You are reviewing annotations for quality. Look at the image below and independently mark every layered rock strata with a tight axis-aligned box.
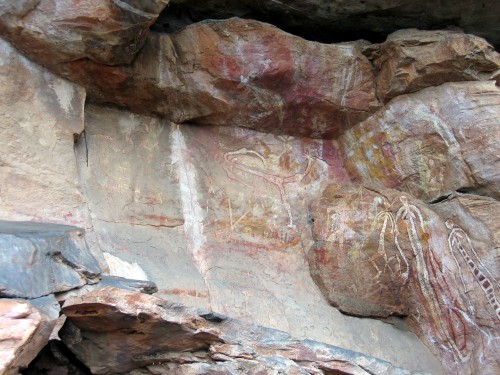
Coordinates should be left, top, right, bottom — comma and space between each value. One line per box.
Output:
59, 287, 424, 375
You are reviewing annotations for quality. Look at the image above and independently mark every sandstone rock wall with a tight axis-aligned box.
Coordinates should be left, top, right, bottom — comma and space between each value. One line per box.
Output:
0, 2, 499, 375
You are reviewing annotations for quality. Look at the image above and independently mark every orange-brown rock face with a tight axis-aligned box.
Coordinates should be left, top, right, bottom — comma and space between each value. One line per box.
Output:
340, 81, 500, 202
0, 298, 58, 375
58, 19, 380, 137
365, 29, 500, 102
0, 4, 381, 137
0, 0, 168, 65
309, 185, 500, 375
0, 2, 499, 375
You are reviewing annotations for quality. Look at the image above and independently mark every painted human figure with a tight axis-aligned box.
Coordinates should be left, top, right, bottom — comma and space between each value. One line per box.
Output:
395, 196, 470, 362
370, 198, 408, 281
446, 219, 500, 321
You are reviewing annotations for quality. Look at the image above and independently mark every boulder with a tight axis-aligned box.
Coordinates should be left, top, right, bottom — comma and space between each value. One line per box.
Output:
1, 6, 381, 138
0, 0, 168, 66
0, 220, 101, 298
364, 29, 500, 102
340, 81, 500, 202
308, 184, 500, 375
0, 295, 59, 375
61, 18, 379, 137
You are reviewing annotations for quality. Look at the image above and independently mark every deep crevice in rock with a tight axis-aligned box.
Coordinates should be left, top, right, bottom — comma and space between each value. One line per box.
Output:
151, 1, 500, 49
22, 340, 92, 375
429, 193, 452, 204
150, 2, 390, 45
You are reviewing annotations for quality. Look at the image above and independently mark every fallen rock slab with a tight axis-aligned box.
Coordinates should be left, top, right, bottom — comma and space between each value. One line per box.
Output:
60, 287, 424, 375
56, 275, 158, 304
0, 221, 101, 299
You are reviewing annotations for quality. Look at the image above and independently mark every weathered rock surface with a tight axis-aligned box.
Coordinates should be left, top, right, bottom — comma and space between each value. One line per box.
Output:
76, 105, 208, 309
364, 29, 500, 102
0, 0, 168, 66
63, 18, 378, 137
340, 81, 500, 202
0, 296, 59, 375
56, 276, 158, 304
60, 287, 424, 375
0, 36, 90, 227
0, 2, 499, 375
452, 193, 500, 251
75, 104, 442, 374
0, 2, 381, 137
309, 185, 500, 375
0, 220, 100, 298
164, 0, 500, 49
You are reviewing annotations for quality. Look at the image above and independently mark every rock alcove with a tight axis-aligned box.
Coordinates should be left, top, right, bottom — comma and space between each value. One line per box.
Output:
0, 1, 499, 375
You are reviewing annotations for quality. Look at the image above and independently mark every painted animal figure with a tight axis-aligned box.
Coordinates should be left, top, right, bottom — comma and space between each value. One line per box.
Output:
446, 219, 500, 321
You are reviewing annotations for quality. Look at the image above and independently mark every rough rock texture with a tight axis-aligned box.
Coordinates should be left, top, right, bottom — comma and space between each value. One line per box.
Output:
0, 0, 168, 66
64, 19, 378, 138
0, 2, 499, 375
0, 36, 90, 227
309, 185, 499, 374
164, 0, 500, 49
364, 29, 500, 102
0, 220, 101, 298
0, 3, 381, 137
60, 288, 423, 375
340, 81, 500, 202
75, 104, 442, 374
452, 193, 500, 251
0, 296, 59, 375
56, 276, 158, 304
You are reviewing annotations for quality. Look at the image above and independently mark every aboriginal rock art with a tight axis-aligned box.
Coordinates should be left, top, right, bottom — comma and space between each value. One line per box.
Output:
223, 143, 316, 228
446, 219, 500, 321
325, 205, 356, 258
369, 197, 405, 281
395, 196, 471, 362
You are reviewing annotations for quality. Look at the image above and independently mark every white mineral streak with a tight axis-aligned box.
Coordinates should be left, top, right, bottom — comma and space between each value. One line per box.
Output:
103, 252, 149, 281
50, 78, 74, 114
170, 124, 208, 276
